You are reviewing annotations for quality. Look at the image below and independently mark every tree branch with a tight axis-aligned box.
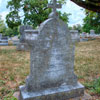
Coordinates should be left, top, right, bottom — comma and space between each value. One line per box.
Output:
70, 0, 100, 13
88, 0, 100, 3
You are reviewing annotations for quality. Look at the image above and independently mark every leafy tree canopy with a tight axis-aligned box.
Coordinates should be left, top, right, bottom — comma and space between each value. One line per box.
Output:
4, 27, 19, 37
6, 0, 70, 29
0, 15, 6, 34
83, 11, 100, 34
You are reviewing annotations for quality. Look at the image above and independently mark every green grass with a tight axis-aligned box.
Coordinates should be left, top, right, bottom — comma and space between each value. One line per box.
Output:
0, 46, 30, 99
0, 39, 100, 99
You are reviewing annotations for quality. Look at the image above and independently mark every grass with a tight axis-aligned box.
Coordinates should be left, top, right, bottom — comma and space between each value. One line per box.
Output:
0, 39, 100, 99
0, 45, 30, 99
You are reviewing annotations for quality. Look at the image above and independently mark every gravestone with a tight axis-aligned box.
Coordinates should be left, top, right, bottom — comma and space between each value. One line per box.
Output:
70, 30, 80, 42
90, 30, 96, 38
12, 36, 19, 45
0, 33, 2, 39
81, 32, 87, 38
17, 25, 33, 51
80, 32, 88, 42
0, 36, 8, 46
19, 0, 84, 100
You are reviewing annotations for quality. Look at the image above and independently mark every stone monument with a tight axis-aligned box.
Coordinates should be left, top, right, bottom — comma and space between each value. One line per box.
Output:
12, 36, 19, 45
19, 0, 84, 100
0, 33, 2, 39
0, 36, 8, 46
70, 30, 80, 42
80, 32, 88, 42
90, 29, 96, 38
17, 25, 33, 51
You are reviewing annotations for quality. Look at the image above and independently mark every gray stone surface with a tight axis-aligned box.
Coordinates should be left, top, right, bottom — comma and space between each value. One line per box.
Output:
19, 0, 84, 100
81, 32, 87, 38
24, 19, 78, 91
19, 83, 84, 100
70, 30, 80, 42
80, 32, 88, 42
17, 25, 33, 51
0, 33, 2, 39
12, 36, 19, 45
0, 36, 8, 46
90, 30, 96, 38
20, 25, 33, 43
14, 92, 92, 100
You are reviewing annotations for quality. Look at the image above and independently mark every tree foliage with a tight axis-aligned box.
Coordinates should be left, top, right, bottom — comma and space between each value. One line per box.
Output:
0, 15, 6, 34
72, 24, 82, 33
83, 11, 100, 34
6, 0, 69, 29
4, 27, 19, 37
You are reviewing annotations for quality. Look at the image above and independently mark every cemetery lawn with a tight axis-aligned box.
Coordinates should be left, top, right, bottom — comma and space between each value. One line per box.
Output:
0, 39, 100, 99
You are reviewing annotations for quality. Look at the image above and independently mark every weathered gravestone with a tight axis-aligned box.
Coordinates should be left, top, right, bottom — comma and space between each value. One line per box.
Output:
12, 36, 20, 45
19, 0, 84, 100
0, 36, 8, 46
80, 32, 88, 42
17, 25, 33, 51
0, 33, 2, 39
90, 30, 96, 38
70, 30, 80, 42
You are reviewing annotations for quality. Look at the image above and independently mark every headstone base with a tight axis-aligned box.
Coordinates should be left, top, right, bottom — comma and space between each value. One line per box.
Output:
80, 38, 88, 42
16, 43, 30, 51
19, 82, 84, 100
0, 43, 8, 46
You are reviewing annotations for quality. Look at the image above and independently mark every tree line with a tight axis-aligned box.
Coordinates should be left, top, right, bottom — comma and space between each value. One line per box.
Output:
0, 0, 100, 37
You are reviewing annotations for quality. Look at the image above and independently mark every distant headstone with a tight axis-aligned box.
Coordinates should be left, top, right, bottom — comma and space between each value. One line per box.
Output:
80, 32, 88, 42
12, 36, 19, 45
90, 30, 96, 38
86, 33, 89, 38
81, 32, 87, 38
70, 30, 80, 42
19, 0, 84, 100
0, 36, 8, 46
17, 25, 33, 51
0, 33, 2, 39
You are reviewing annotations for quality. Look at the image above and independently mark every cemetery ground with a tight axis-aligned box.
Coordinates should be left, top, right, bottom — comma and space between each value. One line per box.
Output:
0, 39, 100, 100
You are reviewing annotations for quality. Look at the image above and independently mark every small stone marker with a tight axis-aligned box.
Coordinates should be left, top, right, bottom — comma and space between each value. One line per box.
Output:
90, 29, 96, 38
80, 32, 88, 42
0, 36, 8, 46
17, 25, 33, 51
19, 0, 84, 100
12, 36, 19, 45
70, 30, 80, 42
0, 33, 2, 39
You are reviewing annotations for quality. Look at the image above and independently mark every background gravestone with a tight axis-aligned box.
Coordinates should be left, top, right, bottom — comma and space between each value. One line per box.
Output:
16, 25, 33, 51
0, 35, 8, 46
70, 30, 80, 42
19, 0, 84, 100
80, 32, 88, 42
12, 36, 19, 45
90, 30, 96, 38
0, 33, 2, 39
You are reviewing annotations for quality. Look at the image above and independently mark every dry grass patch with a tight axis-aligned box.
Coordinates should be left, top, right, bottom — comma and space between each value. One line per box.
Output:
0, 46, 30, 99
0, 39, 100, 99
75, 39, 100, 82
